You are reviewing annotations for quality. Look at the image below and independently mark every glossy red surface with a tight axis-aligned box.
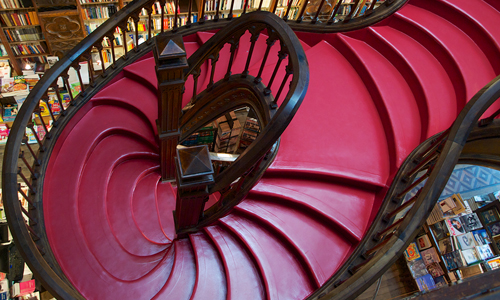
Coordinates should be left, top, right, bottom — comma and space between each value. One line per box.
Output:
43, 0, 500, 298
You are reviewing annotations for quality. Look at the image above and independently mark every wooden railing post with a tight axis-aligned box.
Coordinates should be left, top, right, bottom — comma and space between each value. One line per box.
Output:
154, 34, 189, 181
174, 145, 215, 234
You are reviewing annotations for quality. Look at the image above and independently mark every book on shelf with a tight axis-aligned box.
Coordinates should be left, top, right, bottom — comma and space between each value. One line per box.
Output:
426, 262, 444, 278
460, 264, 483, 279
434, 275, 448, 288
421, 247, 441, 266
475, 244, 495, 260
480, 207, 500, 224
427, 203, 445, 225
456, 232, 476, 250
460, 213, 483, 232
438, 237, 454, 255
417, 234, 432, 251
461, 248, 480, 265
473, 229, 491, 245
431, 221, 449, 240
443, 250, 464, 271
407, 259, 428, 278
486, 257, 500, 270
404, 242, 421, 261
445, 217, 466, 236
0, 11, 38, 27
415, 274, 437, 292
439, 196, 456, 213
10, 279, 35, 297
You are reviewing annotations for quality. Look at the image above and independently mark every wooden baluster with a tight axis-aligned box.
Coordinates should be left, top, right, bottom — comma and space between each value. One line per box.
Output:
192, 67, 201, 100
26, 121, 45, 152
243, 29, 261, 77
364, 232, 395, 256
283, 0, 293, 20
200, 0, 206, 23
22, 135, 40, 165
160, 0, 166, 32
119, 24, 128, 57
51, 82, 66, 116
148, 7, 152, 41
26, 224, 40, 240
396, 168, 431, 199
265, 47, 287, 95
312, 0, 327, 23
376, 218, 404, 240
18, 183, 35, 208
40, 91, 56, 127
19, 151, 38, 179
107, 32, 117, 65
271, 0, 278, 13
405, 151, 438, 180
208, 52, 220, 88
343, 0, 361, 22
258, 0, 264, 10
384, 190, 420, 220
18, 167, 36, 194
327, 0, 343, 24
273, 64, 292, 107
243, 0, 248, 13
133, 16, 140, 48
225, 39, 239, 79
364, 0, 377, 15
255, 34, 278, 83
187, 0, 193, 25
21, 206, 37, 225
215, 0, 220, 20
174, 0, 179, 29
228, 0, 235, 19
95, 42, 107, 76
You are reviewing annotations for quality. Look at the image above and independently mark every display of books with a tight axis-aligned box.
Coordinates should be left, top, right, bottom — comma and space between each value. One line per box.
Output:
421, 248, 441, 265
473, 229, 491, 245
481, 208, 500, 224
439, 196, 456, 213
426, 262, 444, 278
417, 234, 432, 250
433, 275, 448, 288
404, 242, 421, 261
443, 251, 464, 270
460, 213, 483, 232
407, 259, 428, 278
431, 221, 449, 240
457, 233, 476, 250
446, 217, 467, 236
476, 245, 495, 260
487, 221, 500, 237
438, 238, 454, 255
461, 248, 480, 265
415, 274, 437, 292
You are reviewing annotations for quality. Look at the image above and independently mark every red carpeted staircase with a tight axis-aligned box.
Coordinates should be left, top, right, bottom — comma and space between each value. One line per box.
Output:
41, 0, 500, 298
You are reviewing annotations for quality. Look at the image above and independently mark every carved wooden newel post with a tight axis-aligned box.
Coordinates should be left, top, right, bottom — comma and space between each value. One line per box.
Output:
154, 34, 188, 181
174, 145, 215, 234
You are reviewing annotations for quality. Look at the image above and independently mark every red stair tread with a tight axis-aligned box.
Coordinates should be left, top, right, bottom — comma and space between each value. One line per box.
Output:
156, 182, 177, 240
270, 40, 390, 186
204, 226, 265, 300
251, 177, 374, 236
336, 34, 421, 168
368, 26, 458, 138
132, 173, 172, 244
153, 240, 196, 300
189, 233, 227, 300
220, 214, 315, 300
236, 198, 354, 286
106, 159, 170, 255
397, 4, 495, 102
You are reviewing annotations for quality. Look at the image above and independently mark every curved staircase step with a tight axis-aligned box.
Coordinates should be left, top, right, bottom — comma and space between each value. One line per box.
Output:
270, 40, 390, 186
189, 232, 227, 300
204, 225, 265, 300
219, 214, 315, 300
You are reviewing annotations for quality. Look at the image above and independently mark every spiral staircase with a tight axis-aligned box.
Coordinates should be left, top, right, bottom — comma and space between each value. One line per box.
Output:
4, 0, 500, 299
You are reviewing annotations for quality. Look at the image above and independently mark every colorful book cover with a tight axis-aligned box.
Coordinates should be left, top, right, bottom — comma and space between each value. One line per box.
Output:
473, 229, 491, 245
457, 233, 476, 250
407, 259, 428, 279
421, 248, 441, 266
60, 92, 71, 109
0, 77, 14, 93
445, 217, 466, 236
443, 250, 463, 271
460, 213, 483, 232
70, 82, 81, 98
426, 262, 444, 278
487, 257, 500, 270
461, 248, 480, 265
415, 274, 437, 292
0, 124, 8, 145
417, 234, 432, 251
0, 279, 9, 300
404, 242, 421, 262
475, 245, 495, 260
